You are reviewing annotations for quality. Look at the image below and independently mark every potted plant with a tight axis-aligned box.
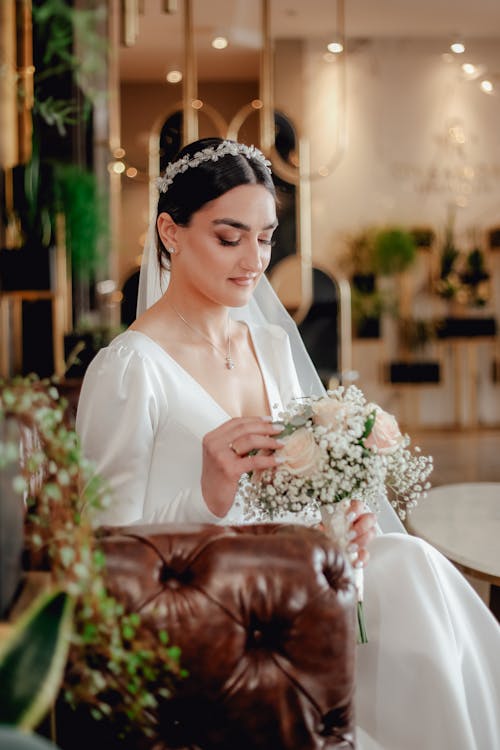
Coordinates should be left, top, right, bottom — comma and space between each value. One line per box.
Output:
0, 377, 184, 745
344, 229, 388, 338
372, 227, 417, 276
346, 227, 417, 339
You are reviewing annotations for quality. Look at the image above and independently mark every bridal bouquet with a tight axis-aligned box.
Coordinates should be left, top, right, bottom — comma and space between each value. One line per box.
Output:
241, 385, 434, 642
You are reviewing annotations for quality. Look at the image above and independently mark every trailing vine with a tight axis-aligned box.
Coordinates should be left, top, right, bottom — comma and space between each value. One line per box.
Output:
0, 375, 184, 741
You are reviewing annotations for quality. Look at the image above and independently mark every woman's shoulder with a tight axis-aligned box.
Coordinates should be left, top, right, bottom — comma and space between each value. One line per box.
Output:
96, 329, 170, 363
83, 330, 172, 386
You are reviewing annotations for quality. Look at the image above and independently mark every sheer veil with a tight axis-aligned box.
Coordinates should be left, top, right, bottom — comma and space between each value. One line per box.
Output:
137, 209, 325, 397
137, 203, 405, 534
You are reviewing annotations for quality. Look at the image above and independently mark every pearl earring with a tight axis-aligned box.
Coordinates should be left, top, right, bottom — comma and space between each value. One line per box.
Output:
168, 246, 176, 254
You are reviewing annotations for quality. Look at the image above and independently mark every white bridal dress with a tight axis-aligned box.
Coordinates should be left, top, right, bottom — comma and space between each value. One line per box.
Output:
77, 322, 500, 750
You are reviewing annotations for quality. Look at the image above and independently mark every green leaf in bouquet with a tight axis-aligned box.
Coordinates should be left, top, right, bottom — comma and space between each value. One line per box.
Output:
361, 410, 377, 441
0, 589, 73, 729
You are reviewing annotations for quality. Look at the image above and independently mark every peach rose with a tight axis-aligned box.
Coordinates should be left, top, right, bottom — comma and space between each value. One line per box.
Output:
364, 409, 404, 454
312, 398, 346, 429
279, 427, 322, 476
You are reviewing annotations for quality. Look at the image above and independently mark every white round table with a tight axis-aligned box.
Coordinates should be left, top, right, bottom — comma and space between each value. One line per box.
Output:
407, 482, 500, 602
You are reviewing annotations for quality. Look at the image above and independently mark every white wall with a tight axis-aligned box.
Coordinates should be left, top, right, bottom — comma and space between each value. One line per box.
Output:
277, 37, 500, 426
296, 38, 500, 261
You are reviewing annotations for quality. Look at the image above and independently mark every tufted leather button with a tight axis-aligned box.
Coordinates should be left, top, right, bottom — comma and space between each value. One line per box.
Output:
159, 563, 192, 586
253, 628, 263, 644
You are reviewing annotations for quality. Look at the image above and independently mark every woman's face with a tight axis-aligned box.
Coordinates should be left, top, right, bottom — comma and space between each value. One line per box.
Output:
159, 183, 277, 307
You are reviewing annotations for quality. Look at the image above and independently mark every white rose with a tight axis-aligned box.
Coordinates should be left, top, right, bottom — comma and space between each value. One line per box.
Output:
364, 409, 404, 454
280, 427, 322, 476
312, 397, 346, 429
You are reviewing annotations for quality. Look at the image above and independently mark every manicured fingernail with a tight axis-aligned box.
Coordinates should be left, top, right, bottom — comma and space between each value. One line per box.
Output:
275, 439, 286, 446
347, 542, 358, 553
347, 529, 357, 541
262, 416, 274, 422
275, 455, 287, 464
272, 423, 285, 432
346, 512, 357, 524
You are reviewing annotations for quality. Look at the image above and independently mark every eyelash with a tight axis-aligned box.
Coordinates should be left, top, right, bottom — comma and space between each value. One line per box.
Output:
218, 238, 275, 248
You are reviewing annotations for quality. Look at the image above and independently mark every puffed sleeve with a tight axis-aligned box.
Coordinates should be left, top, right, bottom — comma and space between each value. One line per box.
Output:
76, 342, 161, 526
76, 339, 225, 527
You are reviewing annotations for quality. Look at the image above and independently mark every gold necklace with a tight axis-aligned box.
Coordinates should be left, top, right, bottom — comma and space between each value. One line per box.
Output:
170, 304, 235, 370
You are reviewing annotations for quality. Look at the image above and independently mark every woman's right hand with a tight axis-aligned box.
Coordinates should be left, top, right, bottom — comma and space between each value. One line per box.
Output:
201, 417, 284, 517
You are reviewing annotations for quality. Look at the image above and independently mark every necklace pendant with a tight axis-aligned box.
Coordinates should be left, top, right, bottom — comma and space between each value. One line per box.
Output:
225, 357, 235, 370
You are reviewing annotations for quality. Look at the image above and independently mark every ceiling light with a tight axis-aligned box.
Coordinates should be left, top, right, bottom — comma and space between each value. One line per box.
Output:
450, 41, 465, 54
480, 79, 494, 94
212, 36, 228, 50
460, 62, 486, 81
327, 40, 343, 54
166, 69, 182, 83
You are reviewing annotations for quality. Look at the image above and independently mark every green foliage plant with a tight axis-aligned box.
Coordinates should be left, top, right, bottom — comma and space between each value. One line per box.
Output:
436, 231, 491, 308
18, 0, 109, 281
0, 376, 184, 741
373, 228, 417, 276
54, 164, 107, 278
31, 0, 107, 136
0, 590, 73, 730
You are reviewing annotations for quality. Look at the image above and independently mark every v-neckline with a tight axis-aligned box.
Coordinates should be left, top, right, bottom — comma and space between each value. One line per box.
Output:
123, 325, 281, 421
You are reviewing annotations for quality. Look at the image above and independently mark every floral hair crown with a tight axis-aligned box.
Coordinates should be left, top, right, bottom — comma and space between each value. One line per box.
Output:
156, 140, 272, 194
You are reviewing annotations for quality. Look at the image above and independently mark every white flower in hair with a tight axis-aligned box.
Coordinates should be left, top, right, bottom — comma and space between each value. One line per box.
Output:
156, 141, 272, 194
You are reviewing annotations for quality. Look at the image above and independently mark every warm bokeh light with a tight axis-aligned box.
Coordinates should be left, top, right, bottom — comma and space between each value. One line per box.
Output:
327, 41, 343, 54
112, 161, 126, 174
113, 147, 125, 158
191, 99, 203, 109
126, 167, 138, 178
110, 290, 124, 304
96, 279, 116, 295
166, 69, 182, 83
450, 42, 465, 54
251, 99, 263, 109
211, 36, 228, 50
462, 63, 476, 76
480, 79, 494, 94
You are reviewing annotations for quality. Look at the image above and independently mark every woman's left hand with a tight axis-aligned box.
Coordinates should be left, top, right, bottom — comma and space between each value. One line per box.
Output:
346, 499, 377, 567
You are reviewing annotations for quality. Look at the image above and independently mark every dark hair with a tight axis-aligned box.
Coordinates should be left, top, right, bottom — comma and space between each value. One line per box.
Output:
156, 137, 275, 268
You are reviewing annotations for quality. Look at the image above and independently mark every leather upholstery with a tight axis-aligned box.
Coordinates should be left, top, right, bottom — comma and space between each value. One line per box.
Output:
95, 523, 357, 750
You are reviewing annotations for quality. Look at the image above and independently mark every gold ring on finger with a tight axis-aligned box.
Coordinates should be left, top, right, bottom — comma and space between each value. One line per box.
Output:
228, 441, 240, 456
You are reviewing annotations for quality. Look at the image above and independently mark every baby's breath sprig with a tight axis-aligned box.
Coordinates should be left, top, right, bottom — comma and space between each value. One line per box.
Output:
242, 385, 433, 523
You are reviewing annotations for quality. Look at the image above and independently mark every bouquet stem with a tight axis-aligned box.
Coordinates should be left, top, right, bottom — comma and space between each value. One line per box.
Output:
357, 602, 368, 644
320, 502, 368, 644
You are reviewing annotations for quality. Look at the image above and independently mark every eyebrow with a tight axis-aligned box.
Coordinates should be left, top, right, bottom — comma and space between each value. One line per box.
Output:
212, 218, 278, 232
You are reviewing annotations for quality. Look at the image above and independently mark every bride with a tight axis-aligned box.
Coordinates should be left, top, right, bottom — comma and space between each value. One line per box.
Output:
76, 137, 500, 750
